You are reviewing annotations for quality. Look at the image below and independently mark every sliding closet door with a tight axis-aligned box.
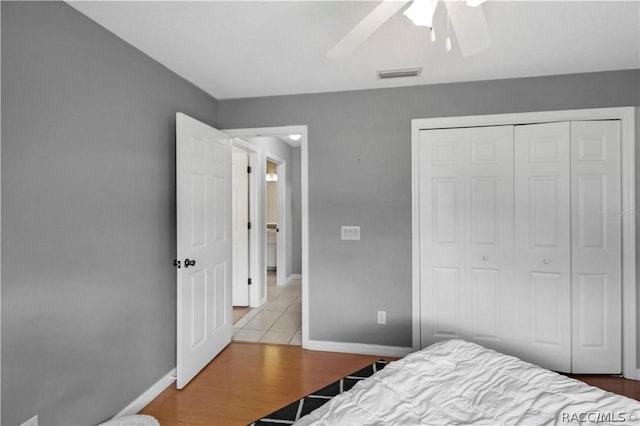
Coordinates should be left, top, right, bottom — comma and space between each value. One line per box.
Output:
419, 126, 514, 351
514, 122, 571, 372
571, 120, 621, 374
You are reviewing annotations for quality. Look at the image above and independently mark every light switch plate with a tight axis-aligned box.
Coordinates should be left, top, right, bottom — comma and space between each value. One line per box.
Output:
341, 226, 361, 240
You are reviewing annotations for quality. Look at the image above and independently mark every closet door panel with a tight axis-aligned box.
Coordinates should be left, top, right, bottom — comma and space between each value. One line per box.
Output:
514, 122, 571, 372
419, 128, 467, 345
465, 126, 515, 354
571, 120, 622, 374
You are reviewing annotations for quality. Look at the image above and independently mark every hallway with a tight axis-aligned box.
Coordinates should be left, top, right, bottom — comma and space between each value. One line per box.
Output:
232, 272, 302, 345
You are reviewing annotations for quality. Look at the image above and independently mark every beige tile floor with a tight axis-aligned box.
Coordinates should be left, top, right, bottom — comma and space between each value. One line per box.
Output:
232, 272, 302, 345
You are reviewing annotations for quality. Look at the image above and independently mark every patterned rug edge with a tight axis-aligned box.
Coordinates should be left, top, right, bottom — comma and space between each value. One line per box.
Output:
248, 359, 389, 425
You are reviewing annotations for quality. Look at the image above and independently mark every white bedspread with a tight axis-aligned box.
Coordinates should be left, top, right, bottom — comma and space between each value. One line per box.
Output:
295, 340, 640, 425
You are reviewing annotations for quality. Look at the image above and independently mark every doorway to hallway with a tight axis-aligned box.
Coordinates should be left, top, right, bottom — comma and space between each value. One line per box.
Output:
232, 272, 302, 345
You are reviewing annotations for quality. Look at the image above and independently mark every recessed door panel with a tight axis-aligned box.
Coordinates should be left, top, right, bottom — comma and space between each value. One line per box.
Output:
530, 272, 562, 345
577, 175, 606, 249
529, 177, 559, 248
471, 140, 498, 164
190, 269, 207, 349
472, 268, 500, 339
212, 261, 227, 330
471, 178, 497, 245
577, 274, 606, 348
213, 176, 226, 243
433, 178, 460, 244
433, 267, 460, 337
432, 142, 459, 166
190, 174, 207, 248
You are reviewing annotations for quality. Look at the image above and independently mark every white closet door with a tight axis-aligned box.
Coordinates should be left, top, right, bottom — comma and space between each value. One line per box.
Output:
514, 122, 571, 372
419, 128, 467, 345
571, 120, 621, 374
419, 126, 514, 350
464, 126, 515, 354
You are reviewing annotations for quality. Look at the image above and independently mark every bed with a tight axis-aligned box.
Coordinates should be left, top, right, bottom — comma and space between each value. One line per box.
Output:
295, 339, 640, 425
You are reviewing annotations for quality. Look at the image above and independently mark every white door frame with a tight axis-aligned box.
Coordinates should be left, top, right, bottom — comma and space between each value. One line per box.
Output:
224, 125, 309, 346
231, 138, 261, 307
266, 153, 287, 287
411, 106, 637, 379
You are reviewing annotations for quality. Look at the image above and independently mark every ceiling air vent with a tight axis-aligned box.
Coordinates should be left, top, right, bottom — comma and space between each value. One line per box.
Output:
377, 67, 422, 80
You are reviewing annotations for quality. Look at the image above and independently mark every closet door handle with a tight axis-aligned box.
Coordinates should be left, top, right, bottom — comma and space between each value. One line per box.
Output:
482, 256, 488, 261
184, 258, 196, 268
543, 258, 550, 265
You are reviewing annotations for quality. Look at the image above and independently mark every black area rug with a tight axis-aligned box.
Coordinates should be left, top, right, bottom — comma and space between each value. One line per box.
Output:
249, 359, 389, 425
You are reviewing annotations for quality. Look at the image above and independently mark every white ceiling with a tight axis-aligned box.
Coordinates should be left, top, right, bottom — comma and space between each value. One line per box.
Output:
68, 1, 640, 100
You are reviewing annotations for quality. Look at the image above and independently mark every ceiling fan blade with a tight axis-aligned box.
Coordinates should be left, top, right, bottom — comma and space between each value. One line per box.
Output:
327, 1, 410, 58
444, 1, 491, 57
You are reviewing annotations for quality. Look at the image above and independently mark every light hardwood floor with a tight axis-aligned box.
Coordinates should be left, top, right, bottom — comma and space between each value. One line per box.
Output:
140, 342, 640, 425
140, 342, 391, 425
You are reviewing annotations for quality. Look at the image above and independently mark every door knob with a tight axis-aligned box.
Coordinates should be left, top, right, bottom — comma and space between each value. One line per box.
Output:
184, 258, 196, 268
173, 259, 181, 269
482, 256, 488, 261
543, 258, 551, 265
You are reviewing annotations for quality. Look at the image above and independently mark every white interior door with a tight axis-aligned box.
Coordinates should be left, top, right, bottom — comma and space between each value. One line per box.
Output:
464, 126, 515, 355
514, 122, 571, 372
570, 120, 621, 373
419, 127, 466, 346
419, 126, 514, 352
232, 147, 250, 306
176, 113, 232, 389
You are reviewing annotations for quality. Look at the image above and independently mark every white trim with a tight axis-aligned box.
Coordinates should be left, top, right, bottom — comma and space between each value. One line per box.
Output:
231, 138, 261, 308
113, 368, 176, 419
411, 120, 421, 353
411, 107, 637, 379
620, 107, 637, 380
288, 274, 302, 282
305, 340, 413, 358
224, 125, 309, 347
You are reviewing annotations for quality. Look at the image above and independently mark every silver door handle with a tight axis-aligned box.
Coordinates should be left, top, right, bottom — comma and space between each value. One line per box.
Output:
482, 256, 488, 261
543, 258, 550, 265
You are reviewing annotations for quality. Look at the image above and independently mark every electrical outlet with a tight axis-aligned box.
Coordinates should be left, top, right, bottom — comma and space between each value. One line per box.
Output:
377, 310, 386, 325
20, 415, 38, 426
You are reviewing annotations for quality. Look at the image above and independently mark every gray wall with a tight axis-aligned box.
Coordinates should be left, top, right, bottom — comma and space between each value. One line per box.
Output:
1, 2, 218, 425
219, 70, 640, 348
290, 147, 302, 275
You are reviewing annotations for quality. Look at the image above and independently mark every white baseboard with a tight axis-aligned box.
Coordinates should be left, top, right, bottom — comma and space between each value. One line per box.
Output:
113, 368, 176, 418
304, 339, 413, 358
287, 274, 302, 283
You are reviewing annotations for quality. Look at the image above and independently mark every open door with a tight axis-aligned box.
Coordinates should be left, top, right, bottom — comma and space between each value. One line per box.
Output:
176, 113, 232, 389
232, 147, 250, 306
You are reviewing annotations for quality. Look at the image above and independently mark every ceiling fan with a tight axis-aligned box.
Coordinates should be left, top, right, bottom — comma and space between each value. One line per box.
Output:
327, 0, 491, 58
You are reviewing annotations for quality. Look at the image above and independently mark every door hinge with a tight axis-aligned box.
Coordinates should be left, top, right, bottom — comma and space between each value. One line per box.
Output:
248, 222, 252, 230
247, 166, 252, 174
248, 278, 252, 285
